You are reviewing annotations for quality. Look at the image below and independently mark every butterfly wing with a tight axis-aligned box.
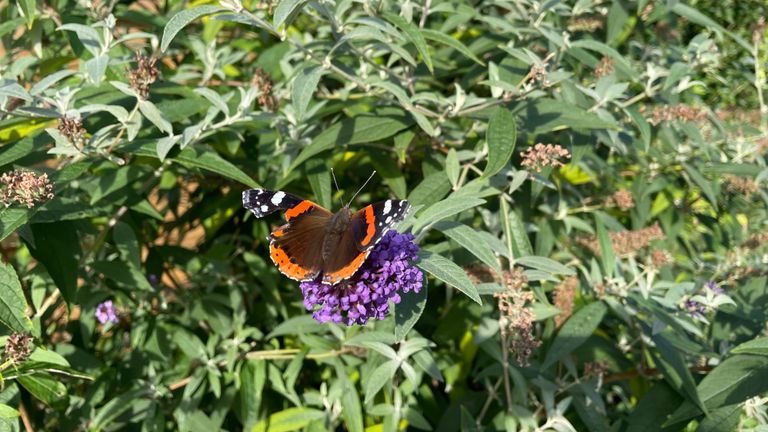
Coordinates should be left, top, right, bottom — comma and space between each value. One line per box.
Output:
350, 199, 411, 250
320, 199, 410, 285
243, 189, 322, 221
243, 189, 333, 281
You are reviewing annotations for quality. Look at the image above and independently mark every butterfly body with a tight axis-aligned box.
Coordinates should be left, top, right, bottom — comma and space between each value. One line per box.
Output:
243, 189, 410, 285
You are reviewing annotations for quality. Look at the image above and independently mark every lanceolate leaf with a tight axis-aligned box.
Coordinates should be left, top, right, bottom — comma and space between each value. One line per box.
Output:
542, 302, 607, 369
483, 107, 517, 178
161, 5, 225, 52
288, 109, 413, 173
0, 262, 32, 333
417, 251, 481, 304
382, 12, 434, 73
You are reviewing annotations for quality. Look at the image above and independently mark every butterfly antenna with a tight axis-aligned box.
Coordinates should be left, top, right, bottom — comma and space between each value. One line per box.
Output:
348, 171, 377, 205
331, 168, 346, 207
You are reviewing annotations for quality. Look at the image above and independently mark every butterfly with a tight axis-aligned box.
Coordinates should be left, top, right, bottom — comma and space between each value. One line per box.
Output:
242, 185, 410, 285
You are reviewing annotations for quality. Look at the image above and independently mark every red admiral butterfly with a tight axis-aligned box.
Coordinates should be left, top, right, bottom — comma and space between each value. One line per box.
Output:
242, 184, 410, 285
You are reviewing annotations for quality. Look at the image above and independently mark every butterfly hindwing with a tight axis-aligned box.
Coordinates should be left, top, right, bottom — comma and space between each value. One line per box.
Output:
244, 189, 333, 281
351, 199, 410, 251
269, 206, 332, 281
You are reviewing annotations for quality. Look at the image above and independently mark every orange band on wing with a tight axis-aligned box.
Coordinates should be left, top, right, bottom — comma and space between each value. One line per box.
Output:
360, 205, 376, 246
271, 227, 286, 238
270, 243, 311, 281
284, 201, 314, 220
323, 251, 370, 284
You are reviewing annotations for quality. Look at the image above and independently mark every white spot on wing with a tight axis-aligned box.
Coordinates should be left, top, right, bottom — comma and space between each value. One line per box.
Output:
383, 200, 392, 215
385, 216, 392, 224
261, 205, 269, 212
271, 191, 285, 205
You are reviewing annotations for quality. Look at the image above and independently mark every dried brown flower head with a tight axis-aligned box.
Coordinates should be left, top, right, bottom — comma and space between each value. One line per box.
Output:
4, 332, 33, 364
594, 56, 614, 79
252, 67, 277, 112
57, 116, 86, 147
743, 232, 768, 250
579, 223, 665, 257
520, 143, 571, 173
724, 175, 759, 198
584, 360, 609, 378
553, 276, 578, 327
650, 249, 672, 268
606, 189, 634, 211
0, 170, 54, 208
567, 17, 604, 32
754, 17, 766, 47
494, 268, 541, 366
128, 53, 159, 99
640, 3, 654, 20
649, 104, 706, 125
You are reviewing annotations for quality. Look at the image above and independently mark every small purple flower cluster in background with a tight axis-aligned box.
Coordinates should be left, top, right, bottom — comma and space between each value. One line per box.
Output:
300, 231, 423, 326
95, 300, 119, 325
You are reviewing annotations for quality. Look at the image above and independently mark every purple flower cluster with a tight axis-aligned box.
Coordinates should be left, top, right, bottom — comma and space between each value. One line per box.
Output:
300, 231, 423, 326
95, 300, 119, 325
683, 298, 706, 319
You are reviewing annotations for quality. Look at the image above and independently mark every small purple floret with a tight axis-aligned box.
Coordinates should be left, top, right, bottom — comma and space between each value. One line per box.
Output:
684, 298, 706, 319
706, 280, 724, 295
95, 300, 119, 324
300, 231, 423, 326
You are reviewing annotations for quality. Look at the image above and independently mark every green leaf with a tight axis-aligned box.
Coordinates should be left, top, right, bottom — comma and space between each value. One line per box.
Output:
240, 360, 267, 430
274, 0, 309, 29
666, 354, 768, 424
0, 207, 33, 242
292, 66, 326, 121
138, 100, 173, 134
288, 109, 412, 173
408, 171, 451, 207
542, 302, 607, 369
19, 0, 37, 28
504, 209, 533, 259
364, 360, 399, 404
0, 404, 19, 419
626, 382, 683, 432
695, 405, 741, 432
266, 315, 326, 339
652, 332, 708, 416
252, 407, 325, 432
28, 222, 80, 304
335, 364, 363, 432
411, 195, 485, 233
0, 18, 24, 38
17, 374, 66, 407
671, 3, 751, 52
382, 12, 433, 73
483, 107, 517, 178
90, 387, 152, 430
683, 163, 717, 207
394, 279, 427, 342
91, 261, 153, 291
0, 133, 37, 167
0, 262, 32, 333
420, 29, 485, 66
445, 148, 460, 188
731, 337, 768, 356
518, 99, 619, 134
417, 251, 481, 304
515, 256, 575, 276
305, 158, 332, 209
173, 146, 259, 188
435, 221, 500, 273
595, 214, 615, 278
161, 5, 225, 52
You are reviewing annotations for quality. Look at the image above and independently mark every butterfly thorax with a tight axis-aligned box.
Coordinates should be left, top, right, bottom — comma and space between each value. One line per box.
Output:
322, 207, 352, 262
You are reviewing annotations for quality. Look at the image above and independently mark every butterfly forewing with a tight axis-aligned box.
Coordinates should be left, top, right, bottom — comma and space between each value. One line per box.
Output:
350, 199, 410, 251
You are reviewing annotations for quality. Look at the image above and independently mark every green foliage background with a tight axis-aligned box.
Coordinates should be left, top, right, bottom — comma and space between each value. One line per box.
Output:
0, 0, 767, 430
